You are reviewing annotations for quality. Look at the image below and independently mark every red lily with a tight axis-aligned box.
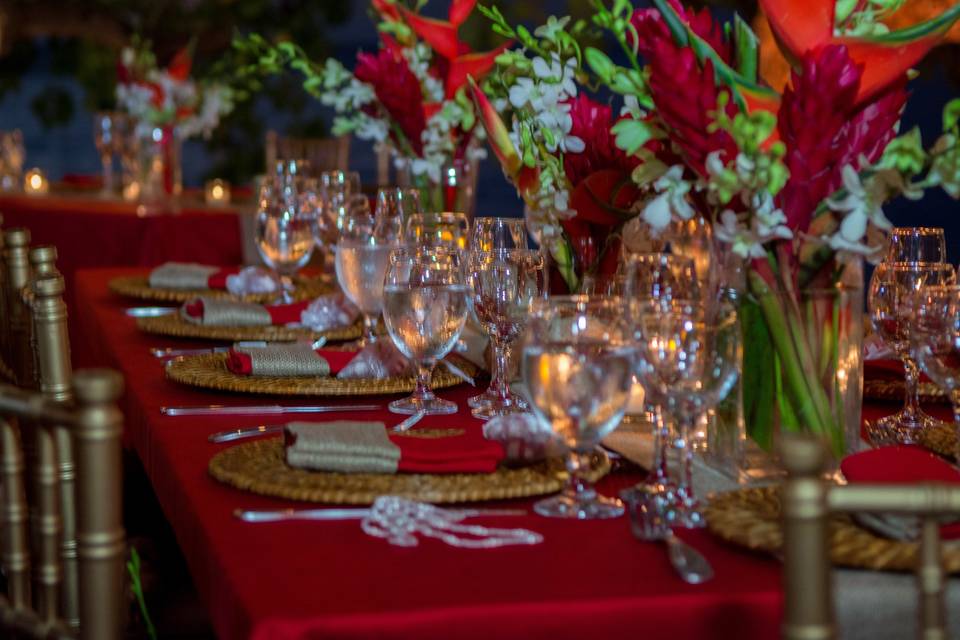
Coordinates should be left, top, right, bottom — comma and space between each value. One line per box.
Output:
398, 1, 510, 98
759, 0, 960, 105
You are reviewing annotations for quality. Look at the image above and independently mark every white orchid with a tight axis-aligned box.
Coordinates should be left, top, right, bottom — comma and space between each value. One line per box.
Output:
823, 165, 892, 256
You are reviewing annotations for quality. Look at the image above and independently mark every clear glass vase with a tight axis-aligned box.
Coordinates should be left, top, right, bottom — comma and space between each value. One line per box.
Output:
136, 126, 182, 216
393, 151, 479, 220
741, 257, 864, 472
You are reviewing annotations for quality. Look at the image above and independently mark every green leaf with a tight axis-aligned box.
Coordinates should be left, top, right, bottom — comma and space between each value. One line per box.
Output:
944, 98, 960, 132
611, 118, 658, 155
733, 14, 758, 82
740, 298, 777, 451
584, 46, 615, 82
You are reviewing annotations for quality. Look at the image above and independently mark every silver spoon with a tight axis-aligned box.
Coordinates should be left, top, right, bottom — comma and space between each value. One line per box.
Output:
620, 487, 714, 584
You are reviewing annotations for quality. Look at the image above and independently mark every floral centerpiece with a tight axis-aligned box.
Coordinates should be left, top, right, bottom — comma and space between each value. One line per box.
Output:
474, 0, 960, 463
116, 40, 234, 206
233, 0, 509, 214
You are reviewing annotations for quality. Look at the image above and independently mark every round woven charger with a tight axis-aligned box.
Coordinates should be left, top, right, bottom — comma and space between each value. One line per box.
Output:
165, 352, 479, 396
208, 436, 611, 504
918, 423, 957, 461
137, 313, 361, 343
863, 378, 945, 404
706, 486, 960, 572
109, 274, 330, 303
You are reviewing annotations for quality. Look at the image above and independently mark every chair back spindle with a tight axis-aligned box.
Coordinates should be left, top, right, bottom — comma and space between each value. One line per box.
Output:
4, 227, 32, 386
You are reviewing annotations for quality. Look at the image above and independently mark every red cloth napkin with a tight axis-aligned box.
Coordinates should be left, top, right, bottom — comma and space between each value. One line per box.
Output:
226, 347, 357, 376
182, 299, 310, 324
283, 425, 505, 474
206, 267, 241, 289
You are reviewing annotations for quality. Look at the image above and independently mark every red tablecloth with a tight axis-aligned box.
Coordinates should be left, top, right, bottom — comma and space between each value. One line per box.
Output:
1, 193, 244, 367
74, 266, 784, 640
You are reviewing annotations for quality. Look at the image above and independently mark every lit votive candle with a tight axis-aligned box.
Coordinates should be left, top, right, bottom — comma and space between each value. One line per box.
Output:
24, 168, 49, 195
205, 179, 231, 206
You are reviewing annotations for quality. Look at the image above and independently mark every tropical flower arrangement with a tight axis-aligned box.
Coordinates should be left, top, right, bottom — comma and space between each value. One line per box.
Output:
473, 0, 960, 459
233, 0, 508, 204
116, 40, 234, 141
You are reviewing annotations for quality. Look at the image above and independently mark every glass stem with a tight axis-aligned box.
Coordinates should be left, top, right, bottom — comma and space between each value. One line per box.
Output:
902, 356, 922, 420
563, 449, 595, 503
491, 337, 512, 402
648, 404, 670, 483
414, 362, 436, 402
102, 155, 114, 192
362, 313, 379, 344
677, 412, 696, 506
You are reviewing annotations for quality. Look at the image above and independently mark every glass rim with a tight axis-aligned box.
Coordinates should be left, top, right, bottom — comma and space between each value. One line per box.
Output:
889, 227, 945, 236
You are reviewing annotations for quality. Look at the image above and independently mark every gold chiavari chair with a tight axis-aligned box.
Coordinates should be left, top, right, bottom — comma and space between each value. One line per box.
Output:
3, 227, 32, 386
264, 130, 351, 174
0, 368, 126, 639
781, 435, 960, 640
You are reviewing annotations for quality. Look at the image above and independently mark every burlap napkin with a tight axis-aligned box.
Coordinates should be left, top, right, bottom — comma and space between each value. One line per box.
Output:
228, 343, 331, 377
149, 262, 236, 290
181, 297, 273, 326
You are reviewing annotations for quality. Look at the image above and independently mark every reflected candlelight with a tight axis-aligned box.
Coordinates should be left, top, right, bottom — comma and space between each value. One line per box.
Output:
205, 179, 231, 206
24, 168, 49, 195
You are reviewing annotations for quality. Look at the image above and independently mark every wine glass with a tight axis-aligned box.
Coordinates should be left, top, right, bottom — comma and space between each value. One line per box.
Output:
471, 217, 528, 251
621, 252, 700, 508
869, 261, 957, 442
885, 227, 946, 263
522, 296, 636, 519
469, 249, 544, 419
255, 173, 316, 303
93, 112, 120, 197
383, 247, 471, 415
912, 285, 960, 462
375, 187, 421, 240
632, 301, 739, 527
334, 196, 396, 347
405, 211, 470, 250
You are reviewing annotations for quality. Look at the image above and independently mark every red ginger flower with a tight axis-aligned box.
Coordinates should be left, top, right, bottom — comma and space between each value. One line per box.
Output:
354, 49, 426, 156
631, 0, 732, 64
563, 94, 639, 188
647, 41, 738, 177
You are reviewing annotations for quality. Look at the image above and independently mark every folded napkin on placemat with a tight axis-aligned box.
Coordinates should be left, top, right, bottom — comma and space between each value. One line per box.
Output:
226, 343, 356, 377
150, 262, 240, 290
181, 297, 310, 326
284, 421, 504, 474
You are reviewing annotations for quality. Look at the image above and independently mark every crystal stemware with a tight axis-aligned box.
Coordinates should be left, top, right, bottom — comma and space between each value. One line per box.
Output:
404, 211, 470, 250
913, 285, 960, 462
869, 261, 957, 442
469, 249, 544, 419
255, 172, 316, 303
522, 296, 635, 519
334, 195, 395, 347
467, 216, 529, 410
383, 247, 470, 415
885, 227, 946, 263
621, 253, 700, 509
633, 301, 739, 527
93, 112, 120, 197
375, 187, 421, 240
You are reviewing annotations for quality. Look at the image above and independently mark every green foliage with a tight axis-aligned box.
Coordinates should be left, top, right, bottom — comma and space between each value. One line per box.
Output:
127, 547, 157, 640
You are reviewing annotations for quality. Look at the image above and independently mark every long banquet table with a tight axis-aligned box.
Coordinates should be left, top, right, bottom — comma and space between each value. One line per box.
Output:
75, 266, 787, 640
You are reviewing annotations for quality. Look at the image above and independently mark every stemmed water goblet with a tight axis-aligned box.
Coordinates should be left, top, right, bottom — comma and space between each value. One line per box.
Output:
621, 253, 700, 510
255, 170, 316, 303
869, 261, 957, 443
94, 112, 122, 197
405, 211, 470, 250
522, 296, 636, 519
312, 170, 362, 272
912, 285, 960, 462
469, 249, 544, 419
885, 227, 946, 263
632, 301, 739, 527
374, 187, 421, 239
334, 195, 396, 347
383, 247, 471, 415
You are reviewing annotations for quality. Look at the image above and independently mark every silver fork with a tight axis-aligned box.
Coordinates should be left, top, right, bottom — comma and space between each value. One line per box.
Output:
620, 487, 714, 584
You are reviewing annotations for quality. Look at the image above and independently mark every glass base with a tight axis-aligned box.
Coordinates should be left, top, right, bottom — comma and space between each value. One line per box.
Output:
389, 395, 458, 416
533, 493, 624, 520
471, 393, 528, 420
869, 410, 944, 445
665, 492, 705, 528
467, 389, 495, 409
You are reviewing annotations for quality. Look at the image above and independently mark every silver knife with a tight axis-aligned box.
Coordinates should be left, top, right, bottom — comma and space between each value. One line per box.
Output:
126, 306, 177, 318
161, 404, 380, 417
151, 341, 268, 359
210, 412, 424, 443
235, 507, 527, 523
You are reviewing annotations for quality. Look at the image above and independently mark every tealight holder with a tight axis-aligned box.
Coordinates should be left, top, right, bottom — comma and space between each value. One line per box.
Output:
24, 168, 49, 195
205, 179, 231, 206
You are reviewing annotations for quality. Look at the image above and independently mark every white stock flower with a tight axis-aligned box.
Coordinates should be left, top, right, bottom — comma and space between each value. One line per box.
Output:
641, 194, 672, 231
705, 150, 726, 177
715, 210, 768, 259
714, 193, 791, 259
824, 165, 892, 255
653, 166, 695, 219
